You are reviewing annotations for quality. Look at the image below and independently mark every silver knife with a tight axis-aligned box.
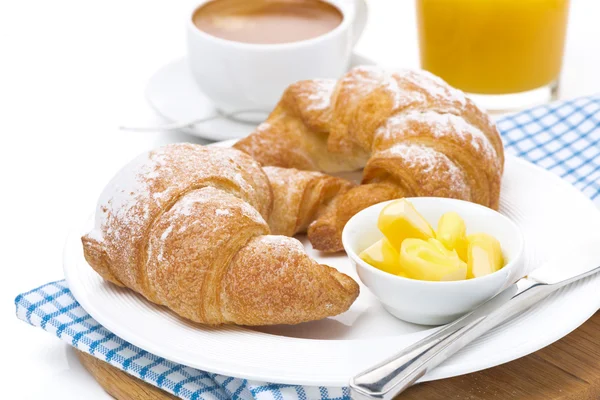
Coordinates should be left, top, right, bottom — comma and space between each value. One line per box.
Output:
350, 243, 600, 400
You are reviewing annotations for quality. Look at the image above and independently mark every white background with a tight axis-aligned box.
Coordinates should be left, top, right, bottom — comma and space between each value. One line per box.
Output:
2, 0, 599, 398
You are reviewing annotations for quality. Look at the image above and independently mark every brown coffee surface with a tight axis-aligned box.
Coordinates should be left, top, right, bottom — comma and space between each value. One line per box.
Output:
193, 0, 343, 44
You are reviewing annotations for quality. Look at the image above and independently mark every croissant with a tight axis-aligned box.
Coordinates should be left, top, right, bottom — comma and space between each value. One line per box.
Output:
234, 66, 505, 252
81, 143, 358, 326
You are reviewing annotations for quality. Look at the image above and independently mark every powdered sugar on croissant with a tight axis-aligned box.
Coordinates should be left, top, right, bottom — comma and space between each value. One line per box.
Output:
234, 66, 504, 252
82, 144, 358, 326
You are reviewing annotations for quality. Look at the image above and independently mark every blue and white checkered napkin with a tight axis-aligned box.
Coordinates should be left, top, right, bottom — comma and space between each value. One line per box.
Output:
15, 95, 600, 400
498, 95, 600, 202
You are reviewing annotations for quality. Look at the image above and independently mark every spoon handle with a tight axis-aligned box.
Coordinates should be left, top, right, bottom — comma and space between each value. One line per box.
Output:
119, 109, 268, 132
119, 115, 221, 132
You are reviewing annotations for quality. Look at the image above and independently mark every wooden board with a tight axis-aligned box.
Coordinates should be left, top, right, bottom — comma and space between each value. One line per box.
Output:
77, 312, 600, 399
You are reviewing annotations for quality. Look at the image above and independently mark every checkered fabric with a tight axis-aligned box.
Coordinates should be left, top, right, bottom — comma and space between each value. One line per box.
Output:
15, 95, 600, 399
15, 280, 350, 400
499, 95, 600, 203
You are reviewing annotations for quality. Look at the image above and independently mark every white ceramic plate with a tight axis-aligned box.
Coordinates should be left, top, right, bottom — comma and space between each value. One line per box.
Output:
144, 53, 376, 141
64, 151, 600, 387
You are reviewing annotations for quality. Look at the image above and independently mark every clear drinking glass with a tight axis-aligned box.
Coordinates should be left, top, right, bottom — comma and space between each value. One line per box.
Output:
416, 0, 570, 111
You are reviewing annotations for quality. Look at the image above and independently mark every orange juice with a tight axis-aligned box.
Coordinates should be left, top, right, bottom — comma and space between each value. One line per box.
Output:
416, 0, 570, 95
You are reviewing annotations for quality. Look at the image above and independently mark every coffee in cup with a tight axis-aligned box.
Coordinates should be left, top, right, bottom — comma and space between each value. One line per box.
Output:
192, 0, 343, 45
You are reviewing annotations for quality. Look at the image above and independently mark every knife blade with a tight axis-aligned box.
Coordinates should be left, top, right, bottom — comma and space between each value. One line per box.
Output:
349, 242, 600, 400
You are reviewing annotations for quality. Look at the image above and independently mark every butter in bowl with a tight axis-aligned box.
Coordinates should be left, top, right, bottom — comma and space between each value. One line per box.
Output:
342, 198, 524, 325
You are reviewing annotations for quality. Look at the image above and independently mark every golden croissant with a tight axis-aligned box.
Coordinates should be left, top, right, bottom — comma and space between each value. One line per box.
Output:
81, 143, 358, 326
234, 66, 505, 252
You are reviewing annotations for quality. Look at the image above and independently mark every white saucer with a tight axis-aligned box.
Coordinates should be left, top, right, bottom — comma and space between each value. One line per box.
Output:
145, 53, 377, 141
65, 147, 600, 387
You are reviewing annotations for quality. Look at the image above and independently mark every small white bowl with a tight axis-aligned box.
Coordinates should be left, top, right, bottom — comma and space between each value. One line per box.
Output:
342, 197, 524, 326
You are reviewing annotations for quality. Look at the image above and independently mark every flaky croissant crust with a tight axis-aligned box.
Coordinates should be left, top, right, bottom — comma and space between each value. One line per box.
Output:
234, 66, 505, 252
82, 144, 358, 326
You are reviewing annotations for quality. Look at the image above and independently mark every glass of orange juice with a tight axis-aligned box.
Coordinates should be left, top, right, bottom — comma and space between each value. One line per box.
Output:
416, 0, 570, 111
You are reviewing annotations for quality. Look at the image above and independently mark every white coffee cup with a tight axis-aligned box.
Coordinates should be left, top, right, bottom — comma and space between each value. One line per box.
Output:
186, 0, 367, 121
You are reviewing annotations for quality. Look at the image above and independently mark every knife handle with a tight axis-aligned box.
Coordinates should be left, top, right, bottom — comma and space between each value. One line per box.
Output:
349, 281, 552, 400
